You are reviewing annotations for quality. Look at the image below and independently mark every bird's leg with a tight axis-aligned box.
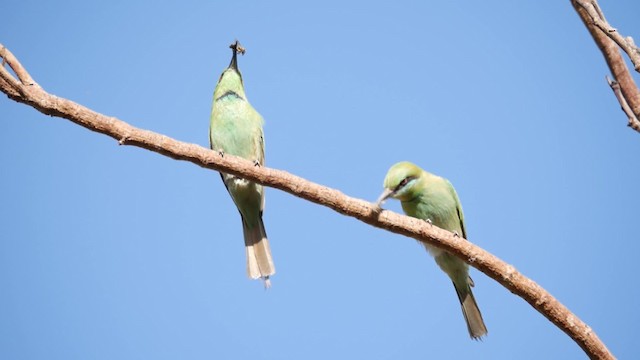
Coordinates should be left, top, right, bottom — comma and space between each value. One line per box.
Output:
425, 218, 433, 225
253, 159, 261, 167
453, 231, 460, 237
218, 149, 225, 157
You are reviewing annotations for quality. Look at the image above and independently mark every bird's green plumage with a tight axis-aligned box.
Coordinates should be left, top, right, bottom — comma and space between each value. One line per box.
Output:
378, 161, 487, 339
210, 67, 265, 226
209, 43, 274, 286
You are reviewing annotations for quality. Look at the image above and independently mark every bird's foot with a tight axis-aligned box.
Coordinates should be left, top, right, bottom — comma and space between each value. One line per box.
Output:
453, 231, 460, 237
425, 218, 433, 225
218, 149, 225, 157
253, 159, 261, 167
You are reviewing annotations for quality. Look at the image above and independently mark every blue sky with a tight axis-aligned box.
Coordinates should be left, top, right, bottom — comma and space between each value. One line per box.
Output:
1, 1, 639, 359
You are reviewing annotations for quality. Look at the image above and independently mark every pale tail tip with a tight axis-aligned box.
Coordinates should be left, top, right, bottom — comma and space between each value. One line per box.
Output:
470, 331, 488, 341
263, 276, 272, 289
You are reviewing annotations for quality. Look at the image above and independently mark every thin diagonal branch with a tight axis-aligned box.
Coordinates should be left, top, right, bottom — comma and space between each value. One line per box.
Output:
607, 75, 640, 131
572, 0, 640, 132
574, 0, 640, 72
0, 45, 37, 86
0, 44, 614, 360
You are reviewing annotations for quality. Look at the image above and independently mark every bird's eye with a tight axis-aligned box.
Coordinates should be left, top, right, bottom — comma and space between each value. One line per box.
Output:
395, 176, 413, 191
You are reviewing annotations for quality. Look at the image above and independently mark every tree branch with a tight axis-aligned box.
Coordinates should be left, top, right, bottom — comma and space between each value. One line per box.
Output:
572, 0, 640, 132
574, 0, 640, 72
0, 44, 614, 359
606, 75, 640, 131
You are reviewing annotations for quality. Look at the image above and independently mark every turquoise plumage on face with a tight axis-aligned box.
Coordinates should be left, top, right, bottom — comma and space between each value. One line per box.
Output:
382, 161, 424, 202
213, 68, 246, 101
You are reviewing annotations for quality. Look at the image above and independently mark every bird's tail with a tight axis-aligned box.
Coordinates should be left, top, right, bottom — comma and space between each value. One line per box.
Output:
243, 216, 275, 288
452, 280, 488, 340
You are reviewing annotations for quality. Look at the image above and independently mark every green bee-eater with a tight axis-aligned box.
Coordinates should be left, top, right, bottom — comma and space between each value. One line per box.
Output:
376, 161, 487, 339
209, 41, 275, 287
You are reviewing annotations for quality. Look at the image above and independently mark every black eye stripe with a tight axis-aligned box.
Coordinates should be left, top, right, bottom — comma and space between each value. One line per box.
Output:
395, 176, 415, 191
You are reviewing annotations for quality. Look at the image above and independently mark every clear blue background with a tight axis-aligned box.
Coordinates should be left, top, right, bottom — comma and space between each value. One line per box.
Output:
1, 1, 638, 359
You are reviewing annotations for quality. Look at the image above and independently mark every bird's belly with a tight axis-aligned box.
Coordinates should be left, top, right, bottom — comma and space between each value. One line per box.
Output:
423, 243, 443, 257
225, 175, 252, 190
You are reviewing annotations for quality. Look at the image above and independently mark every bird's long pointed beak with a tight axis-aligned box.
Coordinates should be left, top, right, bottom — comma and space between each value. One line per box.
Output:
228, 40, 245, 72
229, 49, 238, 71
375, 188, 395, 208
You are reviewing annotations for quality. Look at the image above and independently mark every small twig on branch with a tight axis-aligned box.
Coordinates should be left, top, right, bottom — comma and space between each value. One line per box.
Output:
572, 0, 640, 132
575, 0, 640, 72
606, 75, 640, 131
0, 44, 615, 359
0, 45, 37, 87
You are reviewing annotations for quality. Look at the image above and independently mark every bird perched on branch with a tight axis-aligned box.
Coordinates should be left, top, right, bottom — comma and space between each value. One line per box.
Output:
376, 161, 487, 339
209, 40, 275, 288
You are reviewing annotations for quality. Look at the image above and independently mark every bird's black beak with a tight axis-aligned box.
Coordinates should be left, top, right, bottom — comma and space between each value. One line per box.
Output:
228, 40, 245, 72
375, 188, 395, 208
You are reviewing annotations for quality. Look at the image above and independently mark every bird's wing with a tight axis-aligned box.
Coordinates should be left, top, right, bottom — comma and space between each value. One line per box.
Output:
257, 126, 265, 166
258, 127, 265, 212
252, 110, 266, 213
445, 179, 468, 240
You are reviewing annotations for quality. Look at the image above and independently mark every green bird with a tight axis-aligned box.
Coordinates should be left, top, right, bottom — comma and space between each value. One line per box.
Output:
376, 161, 487, 339
209, 41, 275, 287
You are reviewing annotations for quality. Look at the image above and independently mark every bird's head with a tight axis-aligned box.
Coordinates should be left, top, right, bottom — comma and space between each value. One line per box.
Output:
213, 40, 246, 99
376, 161, 424, 206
